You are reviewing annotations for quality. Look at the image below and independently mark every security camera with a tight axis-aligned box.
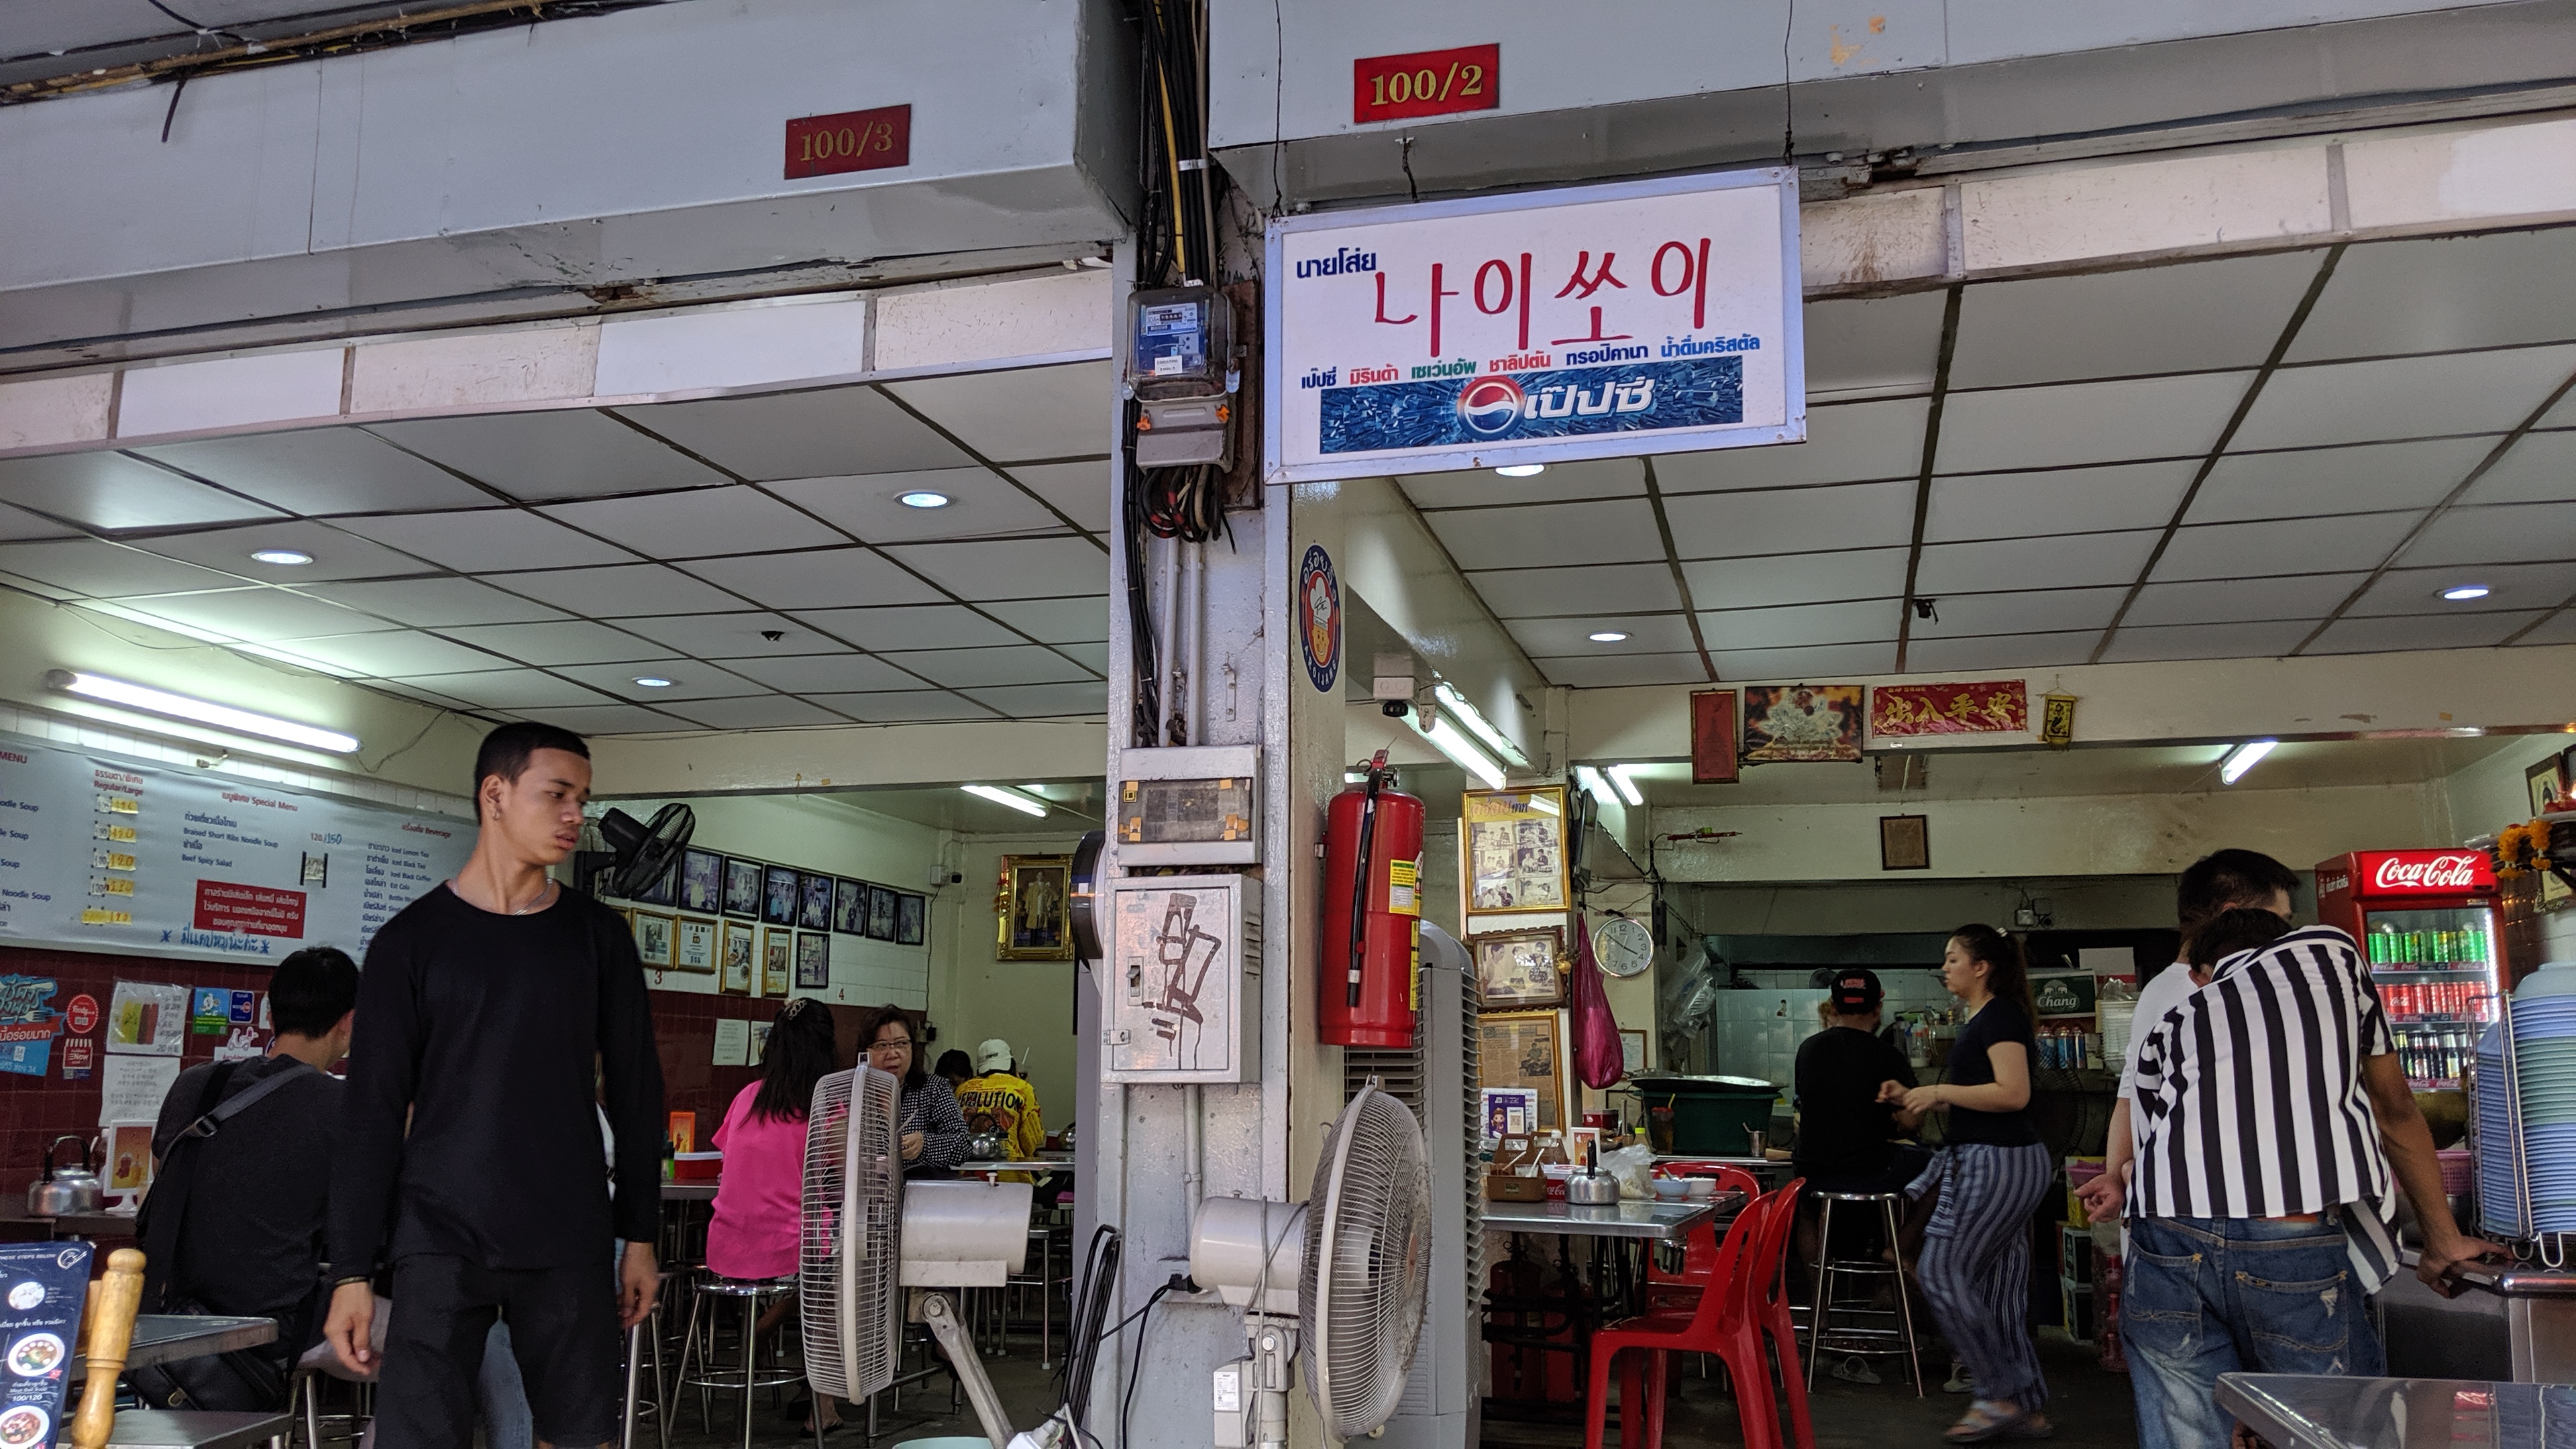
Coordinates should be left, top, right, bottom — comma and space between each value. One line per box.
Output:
1381, 699, 1411, 718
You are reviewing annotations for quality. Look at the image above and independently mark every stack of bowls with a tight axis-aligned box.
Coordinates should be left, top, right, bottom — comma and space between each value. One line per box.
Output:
2477, 1020, 2526, 1237
2510, 965, 2576, 1234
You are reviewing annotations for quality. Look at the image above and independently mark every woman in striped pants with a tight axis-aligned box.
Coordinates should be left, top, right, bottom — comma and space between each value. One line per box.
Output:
1880, 924, 2054, 1443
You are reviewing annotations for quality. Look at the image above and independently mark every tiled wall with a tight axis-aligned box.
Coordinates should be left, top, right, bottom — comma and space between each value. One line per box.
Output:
1703, 969, 1957, 1085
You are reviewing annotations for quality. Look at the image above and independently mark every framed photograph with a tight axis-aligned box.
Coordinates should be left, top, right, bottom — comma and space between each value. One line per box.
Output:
1481, 1087, 1540, 1139
758, 928, 794, 998
2528, 755, 2569, 816
1741, 683, 1865, 763
794, 930, 830, 989
1464, 786, 1569, 917
895, 893, 926, 947
998, 854, 1074, 961
1478, 1010, 1572, 1134
798, 871, 834, 931
723, 857, 763, 919
772, 934, 806, 996
761, 865, 800, 926
867, 884, 898, 941
633, 853, 676, 906
679, 849, 724, 915
673, 917, 718, 973
630, 910, 674, 969
833, 877, 867, 936
720, 922, 757, 994
1469, 927, 1566, 1008
1620, 1028, 1648, 1075
1881, 814, 1931, 871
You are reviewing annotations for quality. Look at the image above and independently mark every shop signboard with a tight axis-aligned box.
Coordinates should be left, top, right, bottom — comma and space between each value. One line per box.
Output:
1265, 168, 1802, 482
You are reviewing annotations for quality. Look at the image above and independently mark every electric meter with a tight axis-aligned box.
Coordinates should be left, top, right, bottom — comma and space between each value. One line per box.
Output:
1116, 745, 1260, 865
1126, 286, 1238, 469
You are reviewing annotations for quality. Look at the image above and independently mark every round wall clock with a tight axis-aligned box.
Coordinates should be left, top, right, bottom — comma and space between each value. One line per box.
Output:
1593, 916, 1655, 978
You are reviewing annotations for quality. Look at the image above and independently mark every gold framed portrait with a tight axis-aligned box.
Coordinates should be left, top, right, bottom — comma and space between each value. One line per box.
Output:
997, 854, 1074, 961
1464, 786, 1570, 918
1469, 926, 1566, 1009
1477, 1009, 1572, 1134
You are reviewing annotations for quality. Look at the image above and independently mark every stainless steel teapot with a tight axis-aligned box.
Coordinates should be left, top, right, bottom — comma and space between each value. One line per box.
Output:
28, 1134, 102, 1216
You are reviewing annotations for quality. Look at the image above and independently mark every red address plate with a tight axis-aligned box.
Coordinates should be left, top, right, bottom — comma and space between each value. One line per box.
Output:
785, 104, 911, 179
1353, 44, 1499, 124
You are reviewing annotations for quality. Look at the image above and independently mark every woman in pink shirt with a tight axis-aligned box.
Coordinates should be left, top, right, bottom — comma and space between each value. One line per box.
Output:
706, 998, 840, 1283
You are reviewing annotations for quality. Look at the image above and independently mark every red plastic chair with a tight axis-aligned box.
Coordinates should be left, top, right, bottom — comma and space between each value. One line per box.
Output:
1645, 1166, 1760, 1307
1583, 1181, 1803, 1449
1750, 1178, 1811, 1449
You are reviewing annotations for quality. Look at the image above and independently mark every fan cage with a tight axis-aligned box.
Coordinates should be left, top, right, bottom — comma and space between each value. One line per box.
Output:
800, 1065, 902, 1401
1301, 1085, 1432, 1441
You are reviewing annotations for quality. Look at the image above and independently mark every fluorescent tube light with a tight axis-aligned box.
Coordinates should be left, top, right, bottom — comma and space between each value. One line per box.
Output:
1607, 764, 1646, 807
1432, 682, 1527, 766
1574, 765, 1609, 802
1494, 464, 1545, 478
45, 669, 359, 753
2218, 740, 2277, 786
1415, 714, 1506, 790
961, 784, 1049, 817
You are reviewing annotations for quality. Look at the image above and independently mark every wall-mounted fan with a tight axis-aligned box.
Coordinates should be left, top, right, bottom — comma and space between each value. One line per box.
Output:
591, 804, 692, 898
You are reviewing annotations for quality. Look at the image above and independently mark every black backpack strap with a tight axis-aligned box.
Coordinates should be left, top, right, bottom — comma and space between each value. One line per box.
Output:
140, 1060, 314, 1310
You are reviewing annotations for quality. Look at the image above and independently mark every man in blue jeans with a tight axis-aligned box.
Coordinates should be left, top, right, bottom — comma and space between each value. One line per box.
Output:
2090, 912, 2500, 1449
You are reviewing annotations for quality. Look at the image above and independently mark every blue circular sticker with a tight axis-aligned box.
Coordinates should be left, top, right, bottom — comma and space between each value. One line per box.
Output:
1299, 544, 1342, 694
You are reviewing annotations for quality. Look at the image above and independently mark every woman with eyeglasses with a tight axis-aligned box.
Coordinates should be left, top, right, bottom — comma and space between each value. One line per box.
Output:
860, 1004, 970, 1179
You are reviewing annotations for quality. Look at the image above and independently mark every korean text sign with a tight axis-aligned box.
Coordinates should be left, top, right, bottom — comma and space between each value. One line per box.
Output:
1265, 169, 1802, 482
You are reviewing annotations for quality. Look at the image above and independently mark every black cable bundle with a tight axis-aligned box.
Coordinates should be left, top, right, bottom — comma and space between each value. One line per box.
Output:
1057, 1226, 1124, 1444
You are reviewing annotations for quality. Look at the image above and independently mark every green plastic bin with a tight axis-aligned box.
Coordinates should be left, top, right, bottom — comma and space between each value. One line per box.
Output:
1631, 1075, 1778, 1155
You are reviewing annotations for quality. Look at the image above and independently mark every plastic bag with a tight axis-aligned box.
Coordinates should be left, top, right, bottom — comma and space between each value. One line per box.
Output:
1569, 910, 1627, 1090
1600, 1144, 1657, 1200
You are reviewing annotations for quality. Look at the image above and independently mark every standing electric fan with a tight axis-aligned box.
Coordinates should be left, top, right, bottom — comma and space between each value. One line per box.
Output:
801, 1065, 1034, 1449
1189, 1082, 1433, 1448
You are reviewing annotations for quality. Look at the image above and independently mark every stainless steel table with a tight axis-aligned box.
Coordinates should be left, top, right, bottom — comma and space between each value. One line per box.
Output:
105, 1408, 292, 1449
0, 1205, 141, 1240
2428, 1254, 2576, 1383
2216, 1372, 2576, 1449
953, 1154, 1075, 1178
660, 1181, 719, 1201
74, 1314, 279, 1379
1482, 1194, 1739, 1241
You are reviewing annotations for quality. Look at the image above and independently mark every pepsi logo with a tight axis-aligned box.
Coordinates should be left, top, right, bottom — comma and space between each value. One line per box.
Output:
1456, 375, 1525, 437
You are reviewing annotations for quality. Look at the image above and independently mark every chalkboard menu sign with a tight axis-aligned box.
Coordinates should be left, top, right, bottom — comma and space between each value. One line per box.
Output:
0, 1241, 91, 1449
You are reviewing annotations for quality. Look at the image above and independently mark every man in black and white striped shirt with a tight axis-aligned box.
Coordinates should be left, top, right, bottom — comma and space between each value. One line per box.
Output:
2116, 914, 2499, 1449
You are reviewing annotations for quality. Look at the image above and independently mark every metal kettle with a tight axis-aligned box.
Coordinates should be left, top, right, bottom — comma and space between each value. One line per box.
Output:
1566, 1136, 1621, 1205
28, 1135, 102, 1217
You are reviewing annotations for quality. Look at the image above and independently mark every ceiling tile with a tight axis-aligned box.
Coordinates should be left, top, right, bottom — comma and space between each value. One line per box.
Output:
676, 547, 945, 610
1664, 480, 1917, 559
883, 362, 1114, 464
1706, 642, 1900, 680
2153, 512, 2420, 581
2231, 346, 2576, 452
1903, 631, 2099, 672
1950, 252, 2318, 388
710, 653, 921, 693
1925, 461, 2194, 542
767, 467, 1062, 543
873, 645, 1092, 689
128, 520, 431, 582
388, 668, 614, 709
498, 564, 750, 618
1532, 652, 1709, 688
2461, 431, 2576, 507
2288, 229, 2576, 362
297, 577, 574, 627
541, 486, 830, 559
369, 411, 727, 500
548, 663, 769, 702
337, 510, 639, 572
2515, 610, 2576, 646
1655, 398, 1927, 494
1468, 563, 1682, 617
0, 500, 82, 541
1006, 461, 1112, 533
611, 611, 842, 657
138, 427, 493, 514
1913, 586, 2129, 637
435, 620, 678, 666
2399, 502, 2576, 568
2351, 561, 2576, 616
2307, 611, 2541, 655
2097, 620, 2312, 663
274, 630, 513, 677
1423, 498, 1666, 570
981, 595, 1109, 643
0, 451, 281, 531
1914, 530, 2158, 595
1937, 372, 2251, 474
1055, 641, 1109, 672
665, 695, 853, 730
116, 587, 393, 642
1682, 547, 1909, 609
623, 386, 971, 480
362, 678, 481, 712
1803, 292, 1947, 400
1399, 458, 1645, 510
786, 605, 1022, 651
804, 690, 998, 722
0, 538, 247, 596
2190, 437, 2490, 523
1505, 614, 1696, 655
881, 537, 1110, 600
2122, 573, 2366, 627
508, 704, 700, 735
1699, 598, 1900, 651
959, 682, 1110, 718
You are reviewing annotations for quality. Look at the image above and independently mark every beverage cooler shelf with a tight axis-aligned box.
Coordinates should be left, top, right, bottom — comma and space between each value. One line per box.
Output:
2372, 966, 2495, 979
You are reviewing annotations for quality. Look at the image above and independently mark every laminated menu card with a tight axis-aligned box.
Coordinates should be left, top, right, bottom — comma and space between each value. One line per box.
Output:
0, 1240, 91, 1449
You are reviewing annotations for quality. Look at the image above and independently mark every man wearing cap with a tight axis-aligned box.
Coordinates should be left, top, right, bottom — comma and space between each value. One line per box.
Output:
1793, 969, 1927, 1194
955, 1040, 1044, 1183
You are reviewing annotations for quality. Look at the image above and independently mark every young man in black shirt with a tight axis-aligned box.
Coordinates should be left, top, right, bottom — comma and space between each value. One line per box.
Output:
323, 722, 665, 1449
1792, 968, 1923, 1193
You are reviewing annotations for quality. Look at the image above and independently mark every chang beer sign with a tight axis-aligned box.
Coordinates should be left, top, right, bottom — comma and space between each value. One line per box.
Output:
1264, 169, 1803, 482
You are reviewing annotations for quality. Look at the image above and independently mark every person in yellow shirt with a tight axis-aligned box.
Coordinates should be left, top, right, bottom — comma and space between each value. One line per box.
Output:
955, 1040, 1043, 1182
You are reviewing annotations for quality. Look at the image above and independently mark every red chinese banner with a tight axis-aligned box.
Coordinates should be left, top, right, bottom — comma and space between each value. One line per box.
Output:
1869, 681, 2029, 737
1690, 690, 1737, 784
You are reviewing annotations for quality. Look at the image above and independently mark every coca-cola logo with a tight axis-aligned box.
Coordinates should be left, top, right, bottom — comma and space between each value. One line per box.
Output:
2371, 853, 2485, 891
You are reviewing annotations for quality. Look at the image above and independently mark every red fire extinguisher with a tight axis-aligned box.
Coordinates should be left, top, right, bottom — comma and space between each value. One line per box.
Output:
1319, 751, 1425, 1048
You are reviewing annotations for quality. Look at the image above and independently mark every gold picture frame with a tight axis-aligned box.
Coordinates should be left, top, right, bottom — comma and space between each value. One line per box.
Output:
672, 916, 718, 973
630, 910, 674, 969
1477, 1009, 1572, 1135
719, 922, 757, 993
1463, 786, 1570, 918
757, 928, 794, 998
1468, 926, 1566, 1009
997, 854, 1075, 961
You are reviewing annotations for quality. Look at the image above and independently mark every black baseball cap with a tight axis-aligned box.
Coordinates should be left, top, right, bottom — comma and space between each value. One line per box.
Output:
1829, 968, 1884, 1012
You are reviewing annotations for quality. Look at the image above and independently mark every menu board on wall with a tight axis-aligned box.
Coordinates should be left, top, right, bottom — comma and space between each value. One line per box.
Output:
0, 731, 474, 963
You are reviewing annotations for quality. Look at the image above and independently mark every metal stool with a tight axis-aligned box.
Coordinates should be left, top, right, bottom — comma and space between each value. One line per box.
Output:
620, 1287, 672, 1449
673, 1276, 802, 1449
1805, 1189, 1924, 1395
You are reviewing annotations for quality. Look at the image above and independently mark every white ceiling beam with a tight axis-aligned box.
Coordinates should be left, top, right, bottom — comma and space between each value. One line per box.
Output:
588, 718, 1108, 796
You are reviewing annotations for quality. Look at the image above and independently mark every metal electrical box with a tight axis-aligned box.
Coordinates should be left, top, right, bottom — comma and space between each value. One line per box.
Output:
1116, 745, 1260, 866
1100, 873, 1259, 1083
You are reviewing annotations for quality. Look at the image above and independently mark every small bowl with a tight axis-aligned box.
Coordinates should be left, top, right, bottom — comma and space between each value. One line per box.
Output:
1681, 1177, 1716, 1200
1650, 1177, 1690, 1200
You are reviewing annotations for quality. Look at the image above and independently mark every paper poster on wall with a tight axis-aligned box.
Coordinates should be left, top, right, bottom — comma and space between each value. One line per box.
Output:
106, 982, 185, 1056
99, 1053, 179, 1128
0, 974, 64, 1078
711, 1018, 751, 1067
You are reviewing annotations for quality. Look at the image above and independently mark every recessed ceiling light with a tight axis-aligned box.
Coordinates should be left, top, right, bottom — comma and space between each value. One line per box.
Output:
899, 491, 953, 509
2439, 584, 2491, 601
631, 676, 675, 688
1588, 631, 1629, 643
249, 549, 313, 566
1493, 464, 1546, 478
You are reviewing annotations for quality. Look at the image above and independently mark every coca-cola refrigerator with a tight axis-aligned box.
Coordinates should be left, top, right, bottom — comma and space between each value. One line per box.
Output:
2316, 849, 2501, 1089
